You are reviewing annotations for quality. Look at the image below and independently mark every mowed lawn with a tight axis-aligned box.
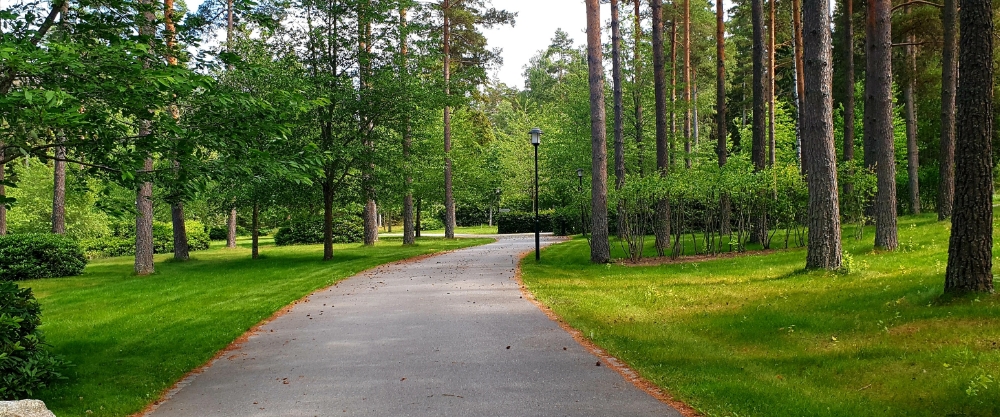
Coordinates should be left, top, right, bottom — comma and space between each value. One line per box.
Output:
25, 236, 491, 417
521, 214, 1000, 417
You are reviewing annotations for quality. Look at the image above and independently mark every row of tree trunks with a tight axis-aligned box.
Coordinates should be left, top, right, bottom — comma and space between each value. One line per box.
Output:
652, 0, 671, 256
945, 0, 994, 293
802, 0, 843, 270
585, 0, 611, 263
864, 0, 898, 251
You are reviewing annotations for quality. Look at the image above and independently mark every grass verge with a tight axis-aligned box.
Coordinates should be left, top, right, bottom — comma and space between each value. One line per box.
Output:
521, 214, 1000, 417
26, 236, 491, 417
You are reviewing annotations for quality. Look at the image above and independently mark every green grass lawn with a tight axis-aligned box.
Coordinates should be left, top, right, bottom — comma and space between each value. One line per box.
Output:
521, 214, 1000, 417
380, 224, 499, 235
26, 236, 491, 417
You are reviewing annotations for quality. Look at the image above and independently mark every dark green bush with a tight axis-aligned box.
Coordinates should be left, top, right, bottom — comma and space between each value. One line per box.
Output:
152, 221, 210, 254
0, 281, 69, 399
209, 225, 250, 240
497, 211, 553, 234
79, 236, 133, 259
0, 234, 87, 281
274, 216, 364, 246
419, 216, 444, 231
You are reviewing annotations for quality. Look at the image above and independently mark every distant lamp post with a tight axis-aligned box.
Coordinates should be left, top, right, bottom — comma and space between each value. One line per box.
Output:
577, 168, 586, 238
530, 127, 542, 261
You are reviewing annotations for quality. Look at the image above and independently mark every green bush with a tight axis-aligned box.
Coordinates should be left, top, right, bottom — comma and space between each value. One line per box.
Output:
274, 216, 363, 246
79, 236, 133, 259
419, 216, 444, 231
0, 234, 87, 281
208, 225, 251, 240
497, 211, 552, 234
80, 221, 210, 258
0, 281, 69, 400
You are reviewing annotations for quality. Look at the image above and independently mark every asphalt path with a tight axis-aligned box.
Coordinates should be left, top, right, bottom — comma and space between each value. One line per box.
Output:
147, 236, 682, 417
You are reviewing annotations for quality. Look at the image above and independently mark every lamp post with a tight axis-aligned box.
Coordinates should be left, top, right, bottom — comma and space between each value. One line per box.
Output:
577, 168, 586, 238
530, 127, 542, 261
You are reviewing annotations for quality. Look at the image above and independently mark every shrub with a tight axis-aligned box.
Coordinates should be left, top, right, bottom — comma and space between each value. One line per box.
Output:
274, 216, 364, 246
0, 281, 69, 400
79, 236, 132, 259
152, 221, 210, 254
497, 211, 553, 234
208, 227, 228, 241
419, 216, 444, 231
0, 234, 87, 281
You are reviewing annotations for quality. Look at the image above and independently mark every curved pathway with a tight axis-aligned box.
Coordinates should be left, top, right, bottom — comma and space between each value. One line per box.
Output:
148, 236, 681, 417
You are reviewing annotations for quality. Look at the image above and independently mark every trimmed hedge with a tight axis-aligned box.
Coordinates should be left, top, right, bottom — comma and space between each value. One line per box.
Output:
0, 234, 87, 281
274, 216, 364, 246
0, 281, 69, 399
497, 211, 553, 234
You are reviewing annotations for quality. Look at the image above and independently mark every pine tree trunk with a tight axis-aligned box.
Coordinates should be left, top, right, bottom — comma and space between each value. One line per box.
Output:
652, 0, 672, 256
716, 0, 730, 235
585, 0, 611, 263
165, 0, 188, 261
904, 17, 920, 215
683, 0, 692, 168
768, 0, 776, 166
864, 0, 898, 250
612, 0, 624, 191
693, 78, 699, 145
443, 0, 456, 239
792, 0, 806, 173
938, 0, 957, 220
52, 139, 66, 234
415, 196, 422, 238
252, 202, 260, 259
323, 173, 334, 260
945, 0, 993, 294
803, 0, 843, 270
670, 7, 678, 167
364, 200, 378, 245
135, 156, 155, 275
751, 0, 768, 243
401, 7, 416, 246
843, 0, 855, 165
226, 208, 237, 248
171, 202, 189, 260
0, 145, 5, 236
633, 0, 644, 177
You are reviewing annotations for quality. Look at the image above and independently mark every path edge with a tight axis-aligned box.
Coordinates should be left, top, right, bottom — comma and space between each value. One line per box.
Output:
132, 239, 496, 417
512, 240, 703, 417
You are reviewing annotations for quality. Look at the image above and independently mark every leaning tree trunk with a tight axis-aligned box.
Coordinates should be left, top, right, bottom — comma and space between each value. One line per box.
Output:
652, 0, 672, 256
945, 0, 994, 294
52, 137, 66, 234
751, 0, 768, 243
864, 0, 898, 251
802, 0, 843, 270
442, 0, 457, 239
633, 0, 644, 177
226, 208, 237, 248
904, 12, 920, 215
585, 0, 611, 263
938, 0, 957, 220
716, 0, 730, 235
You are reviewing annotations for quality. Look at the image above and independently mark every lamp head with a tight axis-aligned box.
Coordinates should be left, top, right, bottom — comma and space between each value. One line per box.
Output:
529, 127, 542, 145
576, 168, 583, 178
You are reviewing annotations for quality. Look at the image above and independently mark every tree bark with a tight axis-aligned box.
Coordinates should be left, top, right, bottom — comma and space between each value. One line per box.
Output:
717, 0, 730, 235
401, 7, 415, 245
135, 156, 155, 275
843, 0, 855, 165
0, 145, 5, 236
613, 0, 624, 192
227, 208, 238, 248
323, 172, 334, 260
652, 0, 671, 256
752, 0, 768, 171
803, 0, 843, 269
252, 202, 260, 259
683, 0, 692, 168
864, 0, 898, 250
904, 11, 920, 215
768, 0, 776, 166
633, 0, 645, 177
937, 0, 957, 220
52, 137, 66, 234
945, 0, 993, 294
792, 0, 806, 173
171, 202, 189, 260
670, 6, 678, 167
586, 0, 611, 263
165, 0, 188, 261
415, 196, 422, 238
443, 0, 456, 239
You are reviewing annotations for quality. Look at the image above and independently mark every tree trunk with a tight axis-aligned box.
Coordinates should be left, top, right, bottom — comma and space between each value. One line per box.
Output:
401, 7, 416, 245
693, 77, 699, 146
768, 0, 776, 166
752, 0, 767, 171
670, 6, 678, 167
937, 0, 957, 220
171, 202, 189, 261
843, 0, 855, 165
864, 0, 898, 250
443, 0, 456, 239
652, 0, 671, 256
945, 0, 993, 294
683, 0, 692, 168
633, 0, 645, 177
792, 0, 806, 173
585, 0, 611, 263
252, 202, 260, 259
323, 173, 334, 260
716, 0, 730, 235
802, 0, 843, 269
52, 138, 66, 234
0, 145, 5, 236
164, 0, 189, 261
613, 0, 624, 191
904, 14, 920, 215
135, 156, 155, 275
227, 208, 237, 248
415, 196, 422, 238
364, 200, 378, 245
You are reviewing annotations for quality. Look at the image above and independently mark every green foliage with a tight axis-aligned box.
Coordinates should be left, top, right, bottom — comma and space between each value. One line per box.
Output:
5, 160, 111, 240
0, 234, 87, 281
78, 237, 133, 259
0, 281, 68, 400
273, 217, 363, 246
152, 221, 211, 254
419, 216, 445, 231
840, 159, 878, 240
497, 211, 553, 234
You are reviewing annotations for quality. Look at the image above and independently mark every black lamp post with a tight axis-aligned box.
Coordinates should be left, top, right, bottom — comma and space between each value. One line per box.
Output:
576, 168, 586, 238
530, 127, 542, 261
